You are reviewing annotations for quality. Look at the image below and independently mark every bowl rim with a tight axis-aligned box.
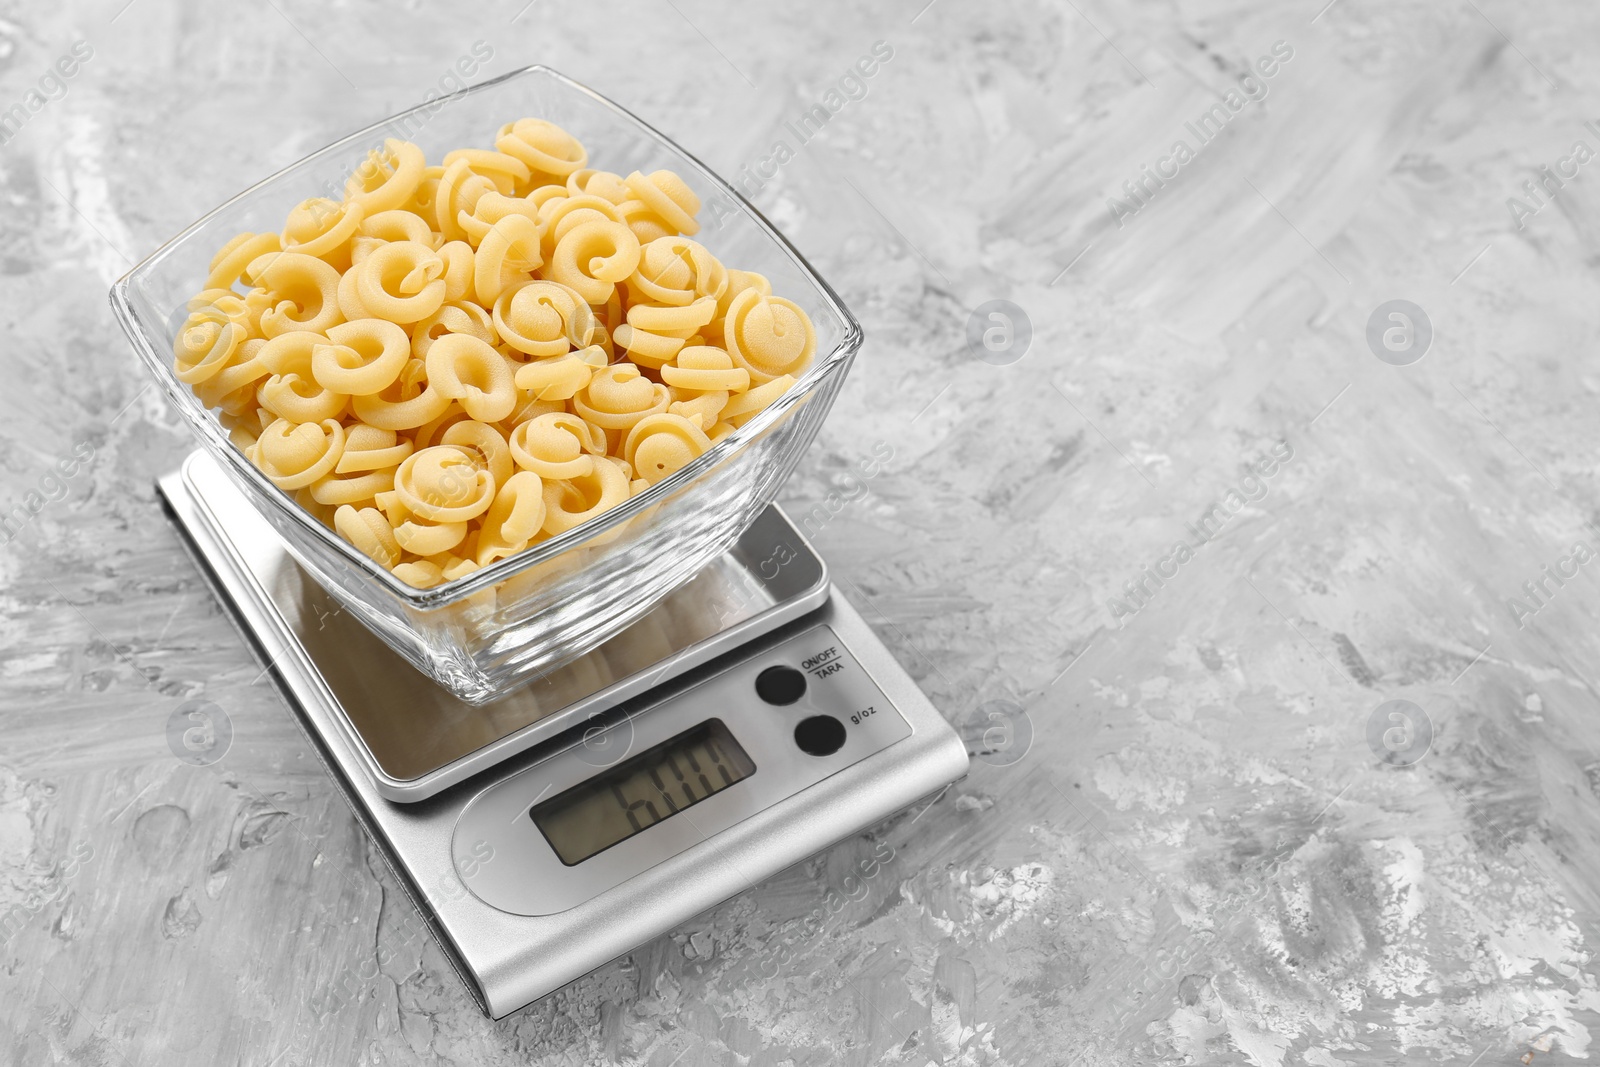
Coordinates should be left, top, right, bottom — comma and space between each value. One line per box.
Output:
110, 63, 862, 610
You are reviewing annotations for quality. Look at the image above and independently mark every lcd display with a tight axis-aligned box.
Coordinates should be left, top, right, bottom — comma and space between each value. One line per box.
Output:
531, 719, 756, 866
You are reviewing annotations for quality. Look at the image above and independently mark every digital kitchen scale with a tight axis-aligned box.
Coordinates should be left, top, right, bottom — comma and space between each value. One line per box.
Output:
158, 451, 968, 1019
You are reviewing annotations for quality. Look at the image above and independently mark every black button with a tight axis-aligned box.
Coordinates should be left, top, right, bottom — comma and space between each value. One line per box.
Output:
755, 665, 807, 706
793, 715, 846, 756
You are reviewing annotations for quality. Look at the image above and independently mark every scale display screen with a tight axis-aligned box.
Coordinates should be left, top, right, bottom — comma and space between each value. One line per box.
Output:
531, 719, 756, 866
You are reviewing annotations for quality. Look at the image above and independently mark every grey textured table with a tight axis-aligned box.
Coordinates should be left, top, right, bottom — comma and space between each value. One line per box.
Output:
4, 1, 1600, 1064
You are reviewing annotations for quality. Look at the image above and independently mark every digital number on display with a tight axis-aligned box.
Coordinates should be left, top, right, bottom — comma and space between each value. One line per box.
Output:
530, 719, 756, 866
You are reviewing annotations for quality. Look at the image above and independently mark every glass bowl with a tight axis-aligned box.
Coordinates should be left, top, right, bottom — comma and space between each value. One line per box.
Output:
111, 65, 861, 705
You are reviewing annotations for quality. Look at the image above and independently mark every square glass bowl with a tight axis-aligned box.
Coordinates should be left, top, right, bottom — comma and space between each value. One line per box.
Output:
111, 65, 861, 705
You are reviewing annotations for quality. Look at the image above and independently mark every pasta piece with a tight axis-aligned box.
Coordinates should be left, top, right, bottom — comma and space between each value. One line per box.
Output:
440, 419, 514, 492
195, 337, 271, 408
613, 297, 718, 370
716, 268, 770, 315
457, 192, 541, 249
610, 322, 684, 370
411, 300, 495, 360
351, 357, 450, 430
720, 373, 796, 427
424, 334, 517, 423
236, 288, 277, 335
346, 139, 426, 215
623, 413, 712, 485
571, 363, 669, 431
541, 456, 630, 535
628, 236, 726, 307
312, 318, 410, 395
618, 198, 676, 246
310, 467, 395, 507
411, 402, 471, 449
185, 288, 246, 329
353, 241, 447, 324
438, 555, 481, 582
206, 231, 282, 291
172, 308, 245, 385
666, 389, 728, 428
405, 164, 446, 219
334, 505, 402, 568
351, 209, 436, 263
283, 198, 364, 260
434, 158, 497, 244
496, 118, 587, 181
722, 288, 816, 384
501, 390, 566, 430
624, 170, 700, 236
539, 194, 627, 261
473, 215, 543, 306
566, 168, 630, 204
372, 487, 409, 526
661, 345, 750, 393
475, 470, 546, 565
546, 220, 639, 304
335, 423, 412, 473
442, 148, 531, 194
435, 241, 475, 301
492, 280, 594, 357
623, 170, 700, 236
632, 297, 717, 337
394, 445, 496, 523
394, 515, 469, 556
248, 252, 345, 337
256, 418, 346, 490
393, 559, 445, 589
509, 411, 604, 479
336, 261, 375, 321
514, 345, 606, 402
257, 332, 348, 423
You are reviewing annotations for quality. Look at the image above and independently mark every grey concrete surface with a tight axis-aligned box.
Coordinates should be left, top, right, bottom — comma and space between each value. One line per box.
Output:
3, 0, 1600, 1064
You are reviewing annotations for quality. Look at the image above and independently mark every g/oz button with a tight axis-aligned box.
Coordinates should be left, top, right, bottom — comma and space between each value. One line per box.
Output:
794, 715, 846, 756
755, 665, 807, 706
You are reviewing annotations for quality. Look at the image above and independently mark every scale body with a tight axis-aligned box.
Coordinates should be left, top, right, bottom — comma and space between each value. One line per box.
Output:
159, 452, 969, 1019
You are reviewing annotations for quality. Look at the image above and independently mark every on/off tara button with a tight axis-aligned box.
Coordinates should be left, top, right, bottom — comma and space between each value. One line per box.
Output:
755, 665, 807, 706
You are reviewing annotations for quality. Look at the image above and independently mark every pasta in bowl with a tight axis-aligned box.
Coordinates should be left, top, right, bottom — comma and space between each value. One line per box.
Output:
174, 122, 816, 589
112, 66, 860, 704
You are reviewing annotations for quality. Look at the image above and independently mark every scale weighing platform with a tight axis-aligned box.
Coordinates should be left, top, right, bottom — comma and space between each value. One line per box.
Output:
159, 451, 969, 1018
